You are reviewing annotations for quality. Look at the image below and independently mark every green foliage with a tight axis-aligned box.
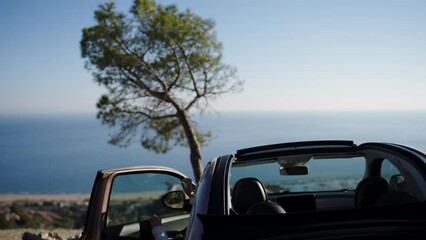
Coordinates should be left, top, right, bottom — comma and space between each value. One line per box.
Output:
0, 213, 11, 229
10, 203, 25, 216
81, 0, 243, 154
0, 202, 86, 229
9, 203, 49, 228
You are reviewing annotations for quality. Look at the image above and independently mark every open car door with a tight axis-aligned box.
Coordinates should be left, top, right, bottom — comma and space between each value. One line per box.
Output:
80, 166, 191, 240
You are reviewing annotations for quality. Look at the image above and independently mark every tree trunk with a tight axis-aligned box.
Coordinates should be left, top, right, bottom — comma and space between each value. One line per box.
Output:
177, 109, 203, 182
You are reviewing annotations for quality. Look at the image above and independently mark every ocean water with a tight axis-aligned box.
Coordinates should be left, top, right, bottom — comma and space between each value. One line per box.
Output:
0, 111, 425, 194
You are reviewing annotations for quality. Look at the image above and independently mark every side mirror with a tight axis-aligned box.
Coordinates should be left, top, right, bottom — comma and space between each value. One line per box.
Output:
280, 166, 308, 175
389, 174, 406, 191
163, 191, 191, 210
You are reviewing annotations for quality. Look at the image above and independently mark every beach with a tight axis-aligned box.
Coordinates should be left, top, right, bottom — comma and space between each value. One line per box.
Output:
0, 194, 90, 205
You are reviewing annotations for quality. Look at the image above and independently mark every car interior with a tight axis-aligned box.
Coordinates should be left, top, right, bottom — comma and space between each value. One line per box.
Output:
229, 147, 425, 216
202, 145, 426, 239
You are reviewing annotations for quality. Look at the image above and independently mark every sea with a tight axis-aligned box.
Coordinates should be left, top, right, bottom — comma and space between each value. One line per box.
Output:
1, 111, 426, 194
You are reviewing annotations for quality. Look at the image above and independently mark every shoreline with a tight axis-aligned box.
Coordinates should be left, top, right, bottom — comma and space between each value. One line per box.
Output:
0, 193, 90, 204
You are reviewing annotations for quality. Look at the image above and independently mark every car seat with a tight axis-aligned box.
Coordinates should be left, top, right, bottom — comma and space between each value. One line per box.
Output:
246, 200, 286, 215
354, 177, 390, 207
232, 177, 267, 214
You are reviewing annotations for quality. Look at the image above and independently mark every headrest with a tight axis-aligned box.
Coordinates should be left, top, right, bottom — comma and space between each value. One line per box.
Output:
355, 177, 390, 207
232, 177, 267, 214
246, 201, 286, 215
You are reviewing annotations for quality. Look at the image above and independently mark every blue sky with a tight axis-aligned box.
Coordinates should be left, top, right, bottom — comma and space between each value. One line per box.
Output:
1, 0, 426, 114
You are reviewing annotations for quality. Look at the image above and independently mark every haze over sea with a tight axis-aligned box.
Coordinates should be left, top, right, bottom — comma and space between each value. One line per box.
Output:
1, 111, 425, 194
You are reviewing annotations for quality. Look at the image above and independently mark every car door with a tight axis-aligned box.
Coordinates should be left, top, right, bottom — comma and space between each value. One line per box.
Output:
80, 166, 190, 240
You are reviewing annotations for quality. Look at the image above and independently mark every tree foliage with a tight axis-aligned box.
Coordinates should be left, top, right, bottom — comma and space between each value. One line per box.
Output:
81, 0, 242, 180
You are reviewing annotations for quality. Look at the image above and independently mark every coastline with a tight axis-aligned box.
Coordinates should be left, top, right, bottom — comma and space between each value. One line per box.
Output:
0, 193, 90, 204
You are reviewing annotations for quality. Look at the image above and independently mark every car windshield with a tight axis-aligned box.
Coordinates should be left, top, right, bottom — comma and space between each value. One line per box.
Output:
230, 156, 366, 194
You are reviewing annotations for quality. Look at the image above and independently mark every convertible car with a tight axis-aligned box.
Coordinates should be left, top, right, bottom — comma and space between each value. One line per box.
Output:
79, 140, 426, 240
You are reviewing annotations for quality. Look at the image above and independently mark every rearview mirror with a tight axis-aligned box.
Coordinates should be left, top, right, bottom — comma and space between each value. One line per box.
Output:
280, 166, 308, 175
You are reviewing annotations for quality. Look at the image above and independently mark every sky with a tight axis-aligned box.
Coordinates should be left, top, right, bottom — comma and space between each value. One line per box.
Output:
1, 0, 426, 114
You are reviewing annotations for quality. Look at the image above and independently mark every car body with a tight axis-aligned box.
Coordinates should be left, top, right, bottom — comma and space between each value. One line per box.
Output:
80, 140, 426, 240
